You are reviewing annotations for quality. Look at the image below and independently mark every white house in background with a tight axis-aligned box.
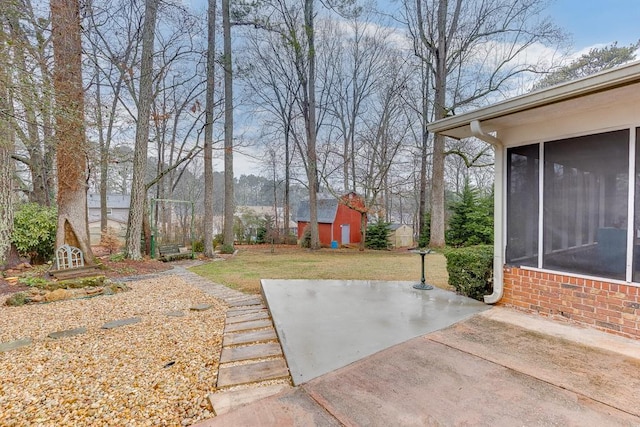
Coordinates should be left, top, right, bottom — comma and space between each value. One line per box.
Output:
428, 61, 640, 340
87, 194, 130, 244
237, 205, 298, 236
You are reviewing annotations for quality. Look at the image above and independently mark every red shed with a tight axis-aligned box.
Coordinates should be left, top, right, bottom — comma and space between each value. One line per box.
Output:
296, 193, 365, 246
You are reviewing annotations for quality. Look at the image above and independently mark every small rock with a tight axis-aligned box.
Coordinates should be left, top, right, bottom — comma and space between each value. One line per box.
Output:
181, 418, 192, 426
190, 304, 212, 311
0, 338, 32, 352
48, 327, 87, 339
29, 295, 44, 303
101, 317, 141, 329
45, 288, 72, 302
165, 311, 185, 317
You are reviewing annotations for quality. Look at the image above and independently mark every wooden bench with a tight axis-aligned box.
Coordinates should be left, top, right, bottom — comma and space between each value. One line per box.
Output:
158, 244, 192, 262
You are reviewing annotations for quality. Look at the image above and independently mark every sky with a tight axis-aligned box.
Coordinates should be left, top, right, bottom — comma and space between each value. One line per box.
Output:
546, 0, 640, 51
229, 0, 640, 176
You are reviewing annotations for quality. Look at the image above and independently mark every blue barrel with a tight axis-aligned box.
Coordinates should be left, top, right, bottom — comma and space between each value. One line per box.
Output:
331, 240, 339, 249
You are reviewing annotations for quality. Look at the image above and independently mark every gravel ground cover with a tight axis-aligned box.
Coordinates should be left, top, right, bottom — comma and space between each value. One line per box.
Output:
0, 275, 226, 426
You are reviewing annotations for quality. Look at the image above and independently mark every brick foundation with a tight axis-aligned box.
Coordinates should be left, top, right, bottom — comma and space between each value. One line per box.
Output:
501, 267, 640, 340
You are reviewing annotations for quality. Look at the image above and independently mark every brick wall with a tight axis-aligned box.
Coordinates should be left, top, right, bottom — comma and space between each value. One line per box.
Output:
502, 267, 640, 340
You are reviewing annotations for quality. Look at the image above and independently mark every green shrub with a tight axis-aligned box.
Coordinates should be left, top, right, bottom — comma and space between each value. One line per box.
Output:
220, 243, 235, 254
192, 240, 205, 253
109, 252, 126, 262
5, 292, 27, 306
213, 234, 224, 249
365, 220, 391, 250
444, 245, 493, 301
299, 226, 311, 248
19, 276, 48, 287
11, 203, 57, 263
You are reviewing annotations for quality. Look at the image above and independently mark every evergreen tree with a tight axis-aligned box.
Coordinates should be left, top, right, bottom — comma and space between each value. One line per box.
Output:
533, 41, 639, 90
446, 181, 493, 247
365, 220, 391, 250
418, 211, 431, 248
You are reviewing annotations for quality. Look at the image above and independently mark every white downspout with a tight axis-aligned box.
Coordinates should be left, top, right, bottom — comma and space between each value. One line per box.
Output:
470, 120, 504, 304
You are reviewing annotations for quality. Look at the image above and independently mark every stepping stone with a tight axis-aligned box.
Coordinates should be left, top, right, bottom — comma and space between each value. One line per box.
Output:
165, 311, 185, 317
209, 383, 292, 415
101, 317, 141, 329
227, 307, 267, 317
211, 292, 239, 299
190, 303, 213, 311
220, 342, 283, 363
223, 328, 278, 346
217, 359, 289, 388
226, 311, 270, 324
227, 297, 263, 308
48, 327, 87, 339
225, 319, 273, 333
0, 338, 32, 353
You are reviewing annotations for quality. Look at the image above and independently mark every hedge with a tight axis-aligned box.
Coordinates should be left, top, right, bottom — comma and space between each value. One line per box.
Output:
444, 245, 493, 301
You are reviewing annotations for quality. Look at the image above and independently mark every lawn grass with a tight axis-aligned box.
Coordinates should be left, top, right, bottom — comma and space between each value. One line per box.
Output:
189, 246, 451, 294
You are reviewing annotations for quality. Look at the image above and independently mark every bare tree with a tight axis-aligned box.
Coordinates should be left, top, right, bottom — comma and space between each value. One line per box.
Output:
242, 28, 300, 241
85, 0, 140, 235
5, 0, 56, 206
404, 0, 564, 247
125, 0, 158, 259
323, 12, 389, 193
50, 0, 95, 263
251, 0, 321, 249
203, 0, 217, 256
222, 0, 235, 251
325, 56, 413, 249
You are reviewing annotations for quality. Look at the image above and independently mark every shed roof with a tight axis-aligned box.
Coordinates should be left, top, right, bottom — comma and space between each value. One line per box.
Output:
428, 61, 640, 141
296, 196, 338, 224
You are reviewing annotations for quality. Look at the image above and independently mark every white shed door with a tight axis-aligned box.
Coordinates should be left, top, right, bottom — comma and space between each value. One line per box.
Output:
341, 224, 350, 244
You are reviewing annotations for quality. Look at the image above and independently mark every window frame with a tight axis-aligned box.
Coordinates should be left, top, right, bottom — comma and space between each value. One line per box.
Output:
505, 126, 637, 283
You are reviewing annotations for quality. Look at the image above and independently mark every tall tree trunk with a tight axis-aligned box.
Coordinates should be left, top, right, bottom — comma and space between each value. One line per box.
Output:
304, 0, 320, 250
0, 25, 14, 267
429, 0, 449, 249
50, 0, 95, 264
203, 0, 216, 257
284, 124, 290, 239
125, 0, 157, 259
95, 59, 109, 234
418, 66, 429, 243
222, 0, 235, 250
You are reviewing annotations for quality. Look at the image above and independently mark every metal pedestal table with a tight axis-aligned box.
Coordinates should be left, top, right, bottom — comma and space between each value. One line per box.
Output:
411, 249, 433, 290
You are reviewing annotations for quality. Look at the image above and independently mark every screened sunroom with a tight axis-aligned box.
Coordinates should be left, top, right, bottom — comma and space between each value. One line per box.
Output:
428, 61, 640, 339
507, 129, 637, 282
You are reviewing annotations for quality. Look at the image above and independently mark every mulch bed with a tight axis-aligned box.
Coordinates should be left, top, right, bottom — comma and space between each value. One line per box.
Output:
0, 279, 29, 296
1, 255, 173, 297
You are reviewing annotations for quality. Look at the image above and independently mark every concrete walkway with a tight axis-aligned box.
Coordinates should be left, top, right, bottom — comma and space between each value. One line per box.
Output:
194, 307, 640, 426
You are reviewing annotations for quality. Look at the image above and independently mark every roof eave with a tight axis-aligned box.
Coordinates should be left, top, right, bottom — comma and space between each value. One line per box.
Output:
428, 60, 640, 139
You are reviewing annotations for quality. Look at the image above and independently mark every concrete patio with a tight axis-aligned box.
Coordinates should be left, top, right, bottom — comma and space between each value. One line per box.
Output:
194, 279, 640, 426
261, 279, 489, 385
